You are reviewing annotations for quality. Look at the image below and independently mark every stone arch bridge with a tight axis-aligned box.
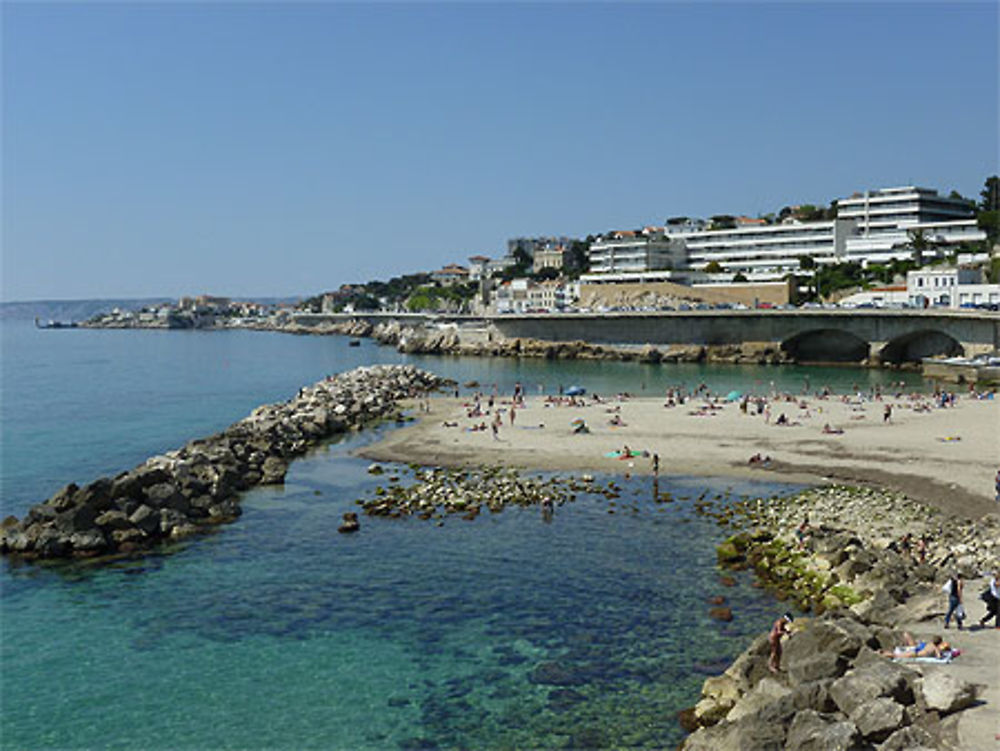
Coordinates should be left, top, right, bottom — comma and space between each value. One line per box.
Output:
487, 310, 1000, 364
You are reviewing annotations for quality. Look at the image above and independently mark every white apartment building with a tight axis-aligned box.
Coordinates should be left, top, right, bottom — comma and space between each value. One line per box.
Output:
838, 186, 983, 265
588, 232, 686, 274
680, 219, 853, 283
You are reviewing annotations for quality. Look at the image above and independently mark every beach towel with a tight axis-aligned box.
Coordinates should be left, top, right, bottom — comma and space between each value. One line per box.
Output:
604, 450, 645, 459
892, 648, 961, 664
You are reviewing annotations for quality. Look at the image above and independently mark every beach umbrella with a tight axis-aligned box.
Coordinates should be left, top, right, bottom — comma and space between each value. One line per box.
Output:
570, 418, 585, 425
565, 385, 586, 396
725, 390, 742, 402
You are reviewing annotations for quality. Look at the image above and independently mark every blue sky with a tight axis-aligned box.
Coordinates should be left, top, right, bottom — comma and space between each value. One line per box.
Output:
3, 2, 997, 301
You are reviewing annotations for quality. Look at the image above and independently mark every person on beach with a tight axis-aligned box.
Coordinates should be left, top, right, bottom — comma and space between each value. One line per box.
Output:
883, 404, 892, 423
768, 613, 793, 673
795, 518, 812, 550
943, 573, 964, 630
979, 572, 1000, 628
652, 453, 659, 477
994, 468, 1000, 504
880, 633, 950, 659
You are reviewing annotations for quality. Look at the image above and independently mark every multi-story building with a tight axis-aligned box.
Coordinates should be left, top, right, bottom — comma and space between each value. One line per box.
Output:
532, 247, 567, 274
588, 231, 686, 274
680, 219, 853, 282
906, 266, 999, 308
467, 255, 491, 281
838, 186, 982, 265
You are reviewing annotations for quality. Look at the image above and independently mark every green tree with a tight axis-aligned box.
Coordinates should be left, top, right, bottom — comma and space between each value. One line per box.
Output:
906, 228, 937, 266
797, 255, 816, 270
978, 175, 999, 246
533, 266, 560, 281
704, 260, 724, 273
732, 272, 748, 283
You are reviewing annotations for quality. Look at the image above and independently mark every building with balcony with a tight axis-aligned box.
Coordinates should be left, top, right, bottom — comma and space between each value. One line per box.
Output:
588, 231, 686, 274
679, 219, 853, 283
838, 186, 983, 265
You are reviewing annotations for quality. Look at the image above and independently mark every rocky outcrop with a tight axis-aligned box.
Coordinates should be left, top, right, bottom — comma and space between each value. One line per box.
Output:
685, 610, 980, 750
359, 320, 795, 366
1, 365, 444, 561
681, 485, 998, 749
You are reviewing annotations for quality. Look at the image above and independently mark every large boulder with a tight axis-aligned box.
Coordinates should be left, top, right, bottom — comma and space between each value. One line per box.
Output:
260, 456, 289, 485
144, 483, 189, 513
784, 618, 866, 684
829, 659, 915, 717
785, 709, 858, 751
918, 670, 978, 715
129, 505, 161, 535
694, 674, 741, 725
880, 724, 939, 750
726, 676, 793, 722
850, 696, 905, 742
53, 503, 98, 535
48, 483, 79, 512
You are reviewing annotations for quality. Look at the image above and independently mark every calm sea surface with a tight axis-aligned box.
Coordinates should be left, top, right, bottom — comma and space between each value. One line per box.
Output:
1, 316, 928, 749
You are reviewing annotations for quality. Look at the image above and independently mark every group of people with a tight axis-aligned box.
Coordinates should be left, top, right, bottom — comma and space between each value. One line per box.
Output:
940, 571, 1000, 631
766, 572, 999, 674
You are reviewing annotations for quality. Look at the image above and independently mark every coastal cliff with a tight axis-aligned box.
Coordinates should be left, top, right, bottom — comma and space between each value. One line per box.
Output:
0, 365, 445, 561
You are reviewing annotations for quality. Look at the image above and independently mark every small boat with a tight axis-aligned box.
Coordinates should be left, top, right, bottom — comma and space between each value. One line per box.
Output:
35, 317, 77, 329
348, 339, 361, 347
565, 385, 586, 396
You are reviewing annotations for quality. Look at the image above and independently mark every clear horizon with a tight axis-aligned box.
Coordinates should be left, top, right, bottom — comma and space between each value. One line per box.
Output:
3, 2, 997, 302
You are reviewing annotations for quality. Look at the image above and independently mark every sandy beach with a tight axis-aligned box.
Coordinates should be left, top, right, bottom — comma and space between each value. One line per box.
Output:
359, 389, 1000, 519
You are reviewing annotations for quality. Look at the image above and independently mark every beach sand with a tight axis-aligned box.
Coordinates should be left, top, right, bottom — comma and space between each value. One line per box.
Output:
359, 388, 1000, 746
359, 391, 1000, 519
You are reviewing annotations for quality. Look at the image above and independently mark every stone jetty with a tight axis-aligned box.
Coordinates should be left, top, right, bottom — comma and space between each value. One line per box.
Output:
1, 365, 445, 561
681, 485, 999, 750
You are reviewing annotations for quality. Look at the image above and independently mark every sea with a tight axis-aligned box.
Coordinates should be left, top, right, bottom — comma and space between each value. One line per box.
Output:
0, 308, 930, 750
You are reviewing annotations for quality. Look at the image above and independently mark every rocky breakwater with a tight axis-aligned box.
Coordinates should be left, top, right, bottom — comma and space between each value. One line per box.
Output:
358, 465, 607, 522
364, 320, 793, 365
1, 365, 445, 562
680, 485, 999, 750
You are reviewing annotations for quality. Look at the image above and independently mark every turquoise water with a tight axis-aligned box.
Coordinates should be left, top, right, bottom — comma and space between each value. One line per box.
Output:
1, 317, 928, 749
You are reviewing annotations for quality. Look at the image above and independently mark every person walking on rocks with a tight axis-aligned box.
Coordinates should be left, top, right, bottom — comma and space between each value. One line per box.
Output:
979, 572, 999, 629
768, 613, 793, 673
943, 573, 964, 630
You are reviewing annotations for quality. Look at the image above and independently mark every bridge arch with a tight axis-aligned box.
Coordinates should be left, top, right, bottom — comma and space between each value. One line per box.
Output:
781, 328, 869, 363
878, 329, 963, 364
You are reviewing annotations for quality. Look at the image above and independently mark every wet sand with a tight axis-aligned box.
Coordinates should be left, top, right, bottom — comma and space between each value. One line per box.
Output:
359, 391, 1000, 519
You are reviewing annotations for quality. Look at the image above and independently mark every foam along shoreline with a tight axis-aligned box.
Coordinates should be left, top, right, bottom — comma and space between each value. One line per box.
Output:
0, 365, 446, 561
357, 388, 1000, 519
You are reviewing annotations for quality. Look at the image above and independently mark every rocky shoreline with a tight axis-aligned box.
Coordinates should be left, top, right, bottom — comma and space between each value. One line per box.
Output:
296, 318, 802, 366
1, 365, 445, 562
680, 485, 999, 750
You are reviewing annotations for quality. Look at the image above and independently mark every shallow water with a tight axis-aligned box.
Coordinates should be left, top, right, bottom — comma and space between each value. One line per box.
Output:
3, 428, 800, 750
2, 317, 923, 749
